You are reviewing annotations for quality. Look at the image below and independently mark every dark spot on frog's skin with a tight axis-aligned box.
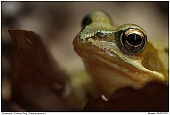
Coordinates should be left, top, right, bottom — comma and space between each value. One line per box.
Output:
165, 48, 169, 54
81, 14, 92, 28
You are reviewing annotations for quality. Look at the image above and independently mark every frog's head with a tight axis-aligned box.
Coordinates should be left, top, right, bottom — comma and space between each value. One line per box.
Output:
73, 10, 168, 98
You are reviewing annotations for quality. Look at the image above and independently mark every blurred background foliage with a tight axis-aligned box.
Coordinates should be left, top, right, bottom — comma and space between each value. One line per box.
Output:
1, 1, 168, 111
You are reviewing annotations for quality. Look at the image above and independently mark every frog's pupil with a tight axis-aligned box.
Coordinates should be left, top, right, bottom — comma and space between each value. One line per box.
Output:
126, 34, 142, 46
81, 14, 92, 28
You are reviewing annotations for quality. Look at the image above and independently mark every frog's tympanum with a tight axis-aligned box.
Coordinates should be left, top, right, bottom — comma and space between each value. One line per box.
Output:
73, 10, 168, 98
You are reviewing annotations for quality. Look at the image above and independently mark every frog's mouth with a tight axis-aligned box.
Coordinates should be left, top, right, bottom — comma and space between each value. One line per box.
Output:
73, 40, 167, 84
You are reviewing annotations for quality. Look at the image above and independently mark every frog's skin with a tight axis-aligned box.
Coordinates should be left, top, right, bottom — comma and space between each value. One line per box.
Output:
73, 10, 168, 98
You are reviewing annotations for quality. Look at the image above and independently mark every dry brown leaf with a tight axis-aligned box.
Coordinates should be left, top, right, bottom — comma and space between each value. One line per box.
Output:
83, 81, 168, 112
8, 30, 69, 111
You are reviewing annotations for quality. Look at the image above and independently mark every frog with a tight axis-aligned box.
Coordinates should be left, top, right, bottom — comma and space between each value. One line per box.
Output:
73, 10, 168, 99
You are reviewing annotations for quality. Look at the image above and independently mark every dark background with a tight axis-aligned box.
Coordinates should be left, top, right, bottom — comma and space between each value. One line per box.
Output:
1, 1, 168, 111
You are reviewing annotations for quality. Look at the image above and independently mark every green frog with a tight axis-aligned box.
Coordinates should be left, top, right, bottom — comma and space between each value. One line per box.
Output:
73, 10, 168, 98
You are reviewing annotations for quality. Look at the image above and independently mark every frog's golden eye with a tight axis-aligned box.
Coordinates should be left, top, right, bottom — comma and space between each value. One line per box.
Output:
119, 28, 147, 54
81, 14, 92, 28
116, 24, 147, 54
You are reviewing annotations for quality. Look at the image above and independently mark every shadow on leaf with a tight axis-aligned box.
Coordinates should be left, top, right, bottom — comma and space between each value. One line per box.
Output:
84, 81, 168, 112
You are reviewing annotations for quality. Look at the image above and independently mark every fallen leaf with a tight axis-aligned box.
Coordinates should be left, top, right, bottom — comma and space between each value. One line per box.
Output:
83, 81, 168, 112
8, 30, 69, 111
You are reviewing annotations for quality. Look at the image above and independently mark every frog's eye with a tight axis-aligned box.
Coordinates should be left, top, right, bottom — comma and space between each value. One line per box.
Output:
119, 28, 147, 54
81, 14, 92, 28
